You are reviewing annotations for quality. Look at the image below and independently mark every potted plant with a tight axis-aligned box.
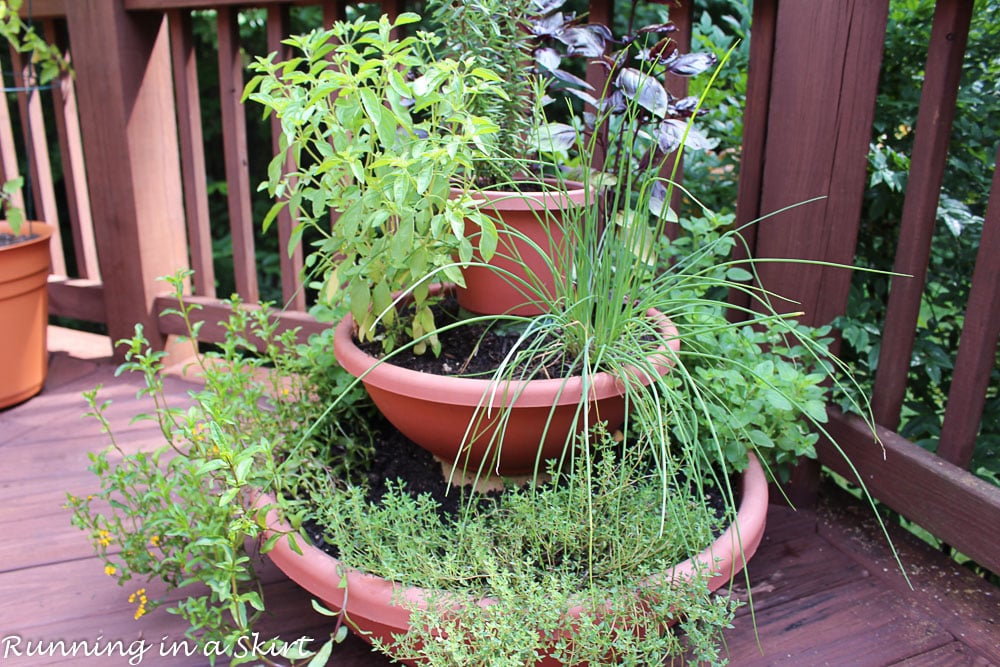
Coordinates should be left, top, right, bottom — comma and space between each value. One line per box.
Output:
69, 272, 769, 666
69, 7, 888, 666
0, 0, 68, 408
420, 0, 717, 317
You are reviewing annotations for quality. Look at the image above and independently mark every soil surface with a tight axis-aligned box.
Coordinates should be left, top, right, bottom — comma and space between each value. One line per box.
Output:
0, 232, 39, 248
357, 293, 580, 378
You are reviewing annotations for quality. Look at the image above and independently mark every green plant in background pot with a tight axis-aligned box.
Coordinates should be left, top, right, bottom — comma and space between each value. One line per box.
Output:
0, 0, 69, 408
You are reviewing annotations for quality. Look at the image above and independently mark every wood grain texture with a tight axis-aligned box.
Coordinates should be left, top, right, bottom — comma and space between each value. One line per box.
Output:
45, 20, 99, 281
66, 0, 189, 358
169, 9, 217, 298
872, 0, 975, 431
2, 329, 998, 667
819, 408, 1000, 577
937, 146, 1000, 468
216, 6, 259, 302
752, 0, 890, 328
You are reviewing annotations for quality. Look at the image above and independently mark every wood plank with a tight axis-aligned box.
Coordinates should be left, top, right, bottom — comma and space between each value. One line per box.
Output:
154, 294, 329, 349
937, 147, 1000, 467
216, 6, 260, 302
8, 44, 67, 275
726, 506, 867, 616
45, 20, 99, 281
729, 0, 776, 317
168, 9, 217, 298
818, 482, 1000, 664
891, 642, 998, 667
721, 579, 952, 666
65, 1, 190, 358
47, 276, 106, 323
752, 1, 890, 328
819, 409, 1000, 578
266, 4, 307, 312
872, 0, 975, 431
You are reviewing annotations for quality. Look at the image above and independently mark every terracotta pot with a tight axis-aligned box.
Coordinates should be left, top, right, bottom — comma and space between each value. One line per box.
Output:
454, 180, 587, 316
0, 221, 52, 409
261, 452, 769, 666
333, 285, 681, 476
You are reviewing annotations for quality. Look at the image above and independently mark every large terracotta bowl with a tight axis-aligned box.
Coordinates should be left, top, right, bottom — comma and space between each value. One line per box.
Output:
261, 452, 769, 666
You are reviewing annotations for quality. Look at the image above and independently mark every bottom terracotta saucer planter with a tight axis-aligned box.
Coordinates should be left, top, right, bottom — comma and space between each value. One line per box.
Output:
259, 452, 769, 666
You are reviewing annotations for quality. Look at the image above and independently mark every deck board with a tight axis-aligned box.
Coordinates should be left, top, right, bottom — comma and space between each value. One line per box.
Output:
1, 327, 998, 666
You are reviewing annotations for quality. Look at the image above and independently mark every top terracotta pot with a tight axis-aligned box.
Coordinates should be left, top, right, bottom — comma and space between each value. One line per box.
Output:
454, 180, 588, 316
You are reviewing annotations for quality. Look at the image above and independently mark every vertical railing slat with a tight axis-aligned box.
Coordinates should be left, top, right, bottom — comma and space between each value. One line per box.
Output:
8, 45, 66, 274
871, 0, 974, 430
217, 6, 259, 302
323, 0, 346, 29
937, 150, 1000, 468
169, 9, 217, 297
266, 4, 306, 311
45, 20, 99, 280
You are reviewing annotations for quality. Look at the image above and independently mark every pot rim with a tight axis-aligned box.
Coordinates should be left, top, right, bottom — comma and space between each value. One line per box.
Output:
258, 451, 768, 624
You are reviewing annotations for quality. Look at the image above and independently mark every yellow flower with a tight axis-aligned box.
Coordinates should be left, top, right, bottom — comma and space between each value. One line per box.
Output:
104, 565, 116, 576
149, 535, 160, 547
96, 530, 112, 547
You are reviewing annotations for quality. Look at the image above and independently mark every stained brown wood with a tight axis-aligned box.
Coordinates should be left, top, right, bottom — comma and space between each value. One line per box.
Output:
752, 1, 890, 328
937, 148, 1000, 468
154, 294, 328, 348
872, 0, 975, 431
729, 0, 776, 318
818, 408, 1000, 577
47, 276, 106, 322
216, 7, 260, 302
45, 20, 100, 281
8, 44, 67, 275
1, 329, 998, 667
266, 4, 307, 311
66, 0, 190, 357
0, 59, 25, 211
169, 9, 217, 298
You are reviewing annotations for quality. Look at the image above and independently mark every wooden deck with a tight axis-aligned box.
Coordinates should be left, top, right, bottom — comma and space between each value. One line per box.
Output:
1, 328, 998, 667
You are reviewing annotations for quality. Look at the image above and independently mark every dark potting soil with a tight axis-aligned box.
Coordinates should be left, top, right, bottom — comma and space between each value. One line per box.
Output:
356, 293, 582, 379
0, 232, 39, 248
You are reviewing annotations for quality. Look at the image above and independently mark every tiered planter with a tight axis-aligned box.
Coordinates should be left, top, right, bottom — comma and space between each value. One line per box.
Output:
0, 221, 52, 409
261, 452, 768, 666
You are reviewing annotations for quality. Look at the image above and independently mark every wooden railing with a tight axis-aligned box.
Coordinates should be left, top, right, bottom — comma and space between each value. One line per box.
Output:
3, 0, 997, 576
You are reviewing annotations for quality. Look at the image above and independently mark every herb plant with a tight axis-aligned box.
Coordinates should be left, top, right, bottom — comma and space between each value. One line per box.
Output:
245, 13, 505, 354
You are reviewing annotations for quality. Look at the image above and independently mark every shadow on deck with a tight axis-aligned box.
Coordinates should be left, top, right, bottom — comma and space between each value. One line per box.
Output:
1, 328, 997, 666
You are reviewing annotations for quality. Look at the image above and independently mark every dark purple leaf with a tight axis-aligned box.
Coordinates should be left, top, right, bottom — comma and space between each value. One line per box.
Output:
672, 95, 700, 116
534, 122, 578, 153
646, 37, 679, 64
599, 89, 627, 115
530, 12, 567, 37
555, 26, 609, 58
551, 67, 593, 90
534, 47, 562, 72
656, 119, 685, 153
530, 0, 567, 15
564, 87, 599, 107
666, 52, 718, 77
637, 22, 677, 35
616, 68, 669, 117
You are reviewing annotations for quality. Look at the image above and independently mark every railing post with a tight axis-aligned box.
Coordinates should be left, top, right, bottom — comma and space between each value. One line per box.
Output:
66, 0, 189, 359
